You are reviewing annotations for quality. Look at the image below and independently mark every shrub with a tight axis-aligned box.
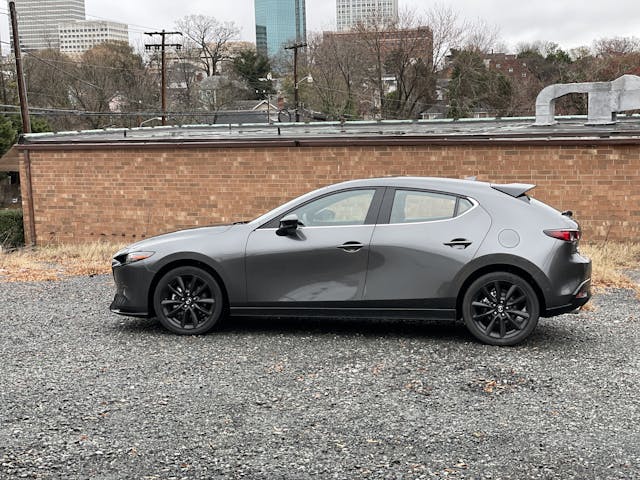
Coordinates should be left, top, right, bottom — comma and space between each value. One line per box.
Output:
0, 209, 24, 249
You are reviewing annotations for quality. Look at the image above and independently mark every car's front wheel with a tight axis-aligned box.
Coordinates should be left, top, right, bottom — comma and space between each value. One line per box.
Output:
153, 266, 224, 335
462, 272, 539, 346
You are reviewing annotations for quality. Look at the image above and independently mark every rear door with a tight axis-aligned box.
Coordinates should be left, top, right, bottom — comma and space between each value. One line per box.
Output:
364, 188, 492, 312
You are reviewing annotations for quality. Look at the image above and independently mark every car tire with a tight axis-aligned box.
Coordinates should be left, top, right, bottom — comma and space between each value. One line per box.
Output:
153, 266, 224, 335
462, 272, 539, 346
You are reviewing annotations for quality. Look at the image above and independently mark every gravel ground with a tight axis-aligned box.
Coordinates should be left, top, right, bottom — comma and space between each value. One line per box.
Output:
1, 275, 639, 480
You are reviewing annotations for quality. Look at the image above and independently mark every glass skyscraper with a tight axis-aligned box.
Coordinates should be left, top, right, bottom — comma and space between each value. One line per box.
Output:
255, 0, 306, 58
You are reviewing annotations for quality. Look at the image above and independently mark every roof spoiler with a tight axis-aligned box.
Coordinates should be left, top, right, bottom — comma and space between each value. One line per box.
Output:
491, 183, 536, 198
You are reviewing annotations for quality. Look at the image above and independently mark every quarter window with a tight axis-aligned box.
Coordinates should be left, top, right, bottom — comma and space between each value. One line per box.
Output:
390, 190, 460, 223
291, 189, 376, 227
457, 198, 473, 215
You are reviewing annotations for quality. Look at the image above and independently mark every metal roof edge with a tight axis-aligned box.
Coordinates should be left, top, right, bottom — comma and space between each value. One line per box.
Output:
17, 115, 640, 146
14, 135, 640, 152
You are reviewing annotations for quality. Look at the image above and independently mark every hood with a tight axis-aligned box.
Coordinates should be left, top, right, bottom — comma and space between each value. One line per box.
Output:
116, 224, 234, 256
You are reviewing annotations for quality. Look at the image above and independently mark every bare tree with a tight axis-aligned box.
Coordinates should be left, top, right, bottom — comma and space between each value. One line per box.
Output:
349, 10, 438, 118
593, 36, 640, 57
175, 15, 240, 77
425, 4, 466, 71
169, 49, 204, 111
464, 18, 501, 53
24, 49, 74, 110
352, 19, 393, 114
423, 4, 503, 68
68, 42, 156, 128
305, 32, 368, 119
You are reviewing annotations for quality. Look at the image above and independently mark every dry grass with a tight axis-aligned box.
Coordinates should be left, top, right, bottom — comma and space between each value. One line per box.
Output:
581, 242, 640, 295
0, 241, 639, 293
0, 242, 125, 282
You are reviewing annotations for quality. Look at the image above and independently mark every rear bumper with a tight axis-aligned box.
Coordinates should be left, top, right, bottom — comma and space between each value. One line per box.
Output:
544, 278, 591, 316
543, 253, 592, 317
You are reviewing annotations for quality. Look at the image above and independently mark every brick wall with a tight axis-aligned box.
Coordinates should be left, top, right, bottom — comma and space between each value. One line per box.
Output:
18, 142, 640, 245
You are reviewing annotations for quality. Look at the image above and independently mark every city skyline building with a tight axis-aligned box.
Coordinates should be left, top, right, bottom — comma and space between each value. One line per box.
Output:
8, 0, 128, 53
59, 20, 129, 54
255, 0, 306, 58
336, 0, 398, 31
9, 0, 86, 50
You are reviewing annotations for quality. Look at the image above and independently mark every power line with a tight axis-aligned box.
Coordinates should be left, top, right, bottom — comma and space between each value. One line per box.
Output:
21, 50, 100, 89
84, 12, 162, 34
24, 52, 147, 73
0, 104, 263, 117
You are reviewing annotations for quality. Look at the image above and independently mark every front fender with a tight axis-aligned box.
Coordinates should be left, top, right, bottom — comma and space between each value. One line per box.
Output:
145, 251, 245, 305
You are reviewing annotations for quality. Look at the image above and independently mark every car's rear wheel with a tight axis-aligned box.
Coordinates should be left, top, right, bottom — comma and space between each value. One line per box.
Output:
153, 266, 224, 335
462, 272, 539, 346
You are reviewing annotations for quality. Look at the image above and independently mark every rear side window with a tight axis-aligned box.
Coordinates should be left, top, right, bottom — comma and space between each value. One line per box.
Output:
390, 190, 458, 223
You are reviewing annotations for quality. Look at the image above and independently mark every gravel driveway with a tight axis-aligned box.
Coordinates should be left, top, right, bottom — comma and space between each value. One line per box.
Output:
1, 275, 639, 479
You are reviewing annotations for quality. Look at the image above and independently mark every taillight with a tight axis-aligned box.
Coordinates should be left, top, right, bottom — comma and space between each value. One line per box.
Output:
544, 229, 581, 242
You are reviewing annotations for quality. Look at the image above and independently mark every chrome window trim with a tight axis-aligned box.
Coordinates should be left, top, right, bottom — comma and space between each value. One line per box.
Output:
255, 187, 381, 230
379, 197, 479, 227
258, 198, 479, 230
259, 224, 376, 231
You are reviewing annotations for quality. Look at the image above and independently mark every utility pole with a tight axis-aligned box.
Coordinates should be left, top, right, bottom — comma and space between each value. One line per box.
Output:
145, 30, 182, 126
9, 1, 36, 246
284, 42, 307, 122
9, 1, 30, 133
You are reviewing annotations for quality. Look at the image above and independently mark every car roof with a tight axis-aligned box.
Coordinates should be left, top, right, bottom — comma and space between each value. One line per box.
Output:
325, 176, 495, 196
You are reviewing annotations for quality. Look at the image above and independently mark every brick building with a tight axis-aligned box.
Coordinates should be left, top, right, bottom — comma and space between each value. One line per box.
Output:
1, 117, 639, 245
482, 53, 530, 80
323, 27, 433, 66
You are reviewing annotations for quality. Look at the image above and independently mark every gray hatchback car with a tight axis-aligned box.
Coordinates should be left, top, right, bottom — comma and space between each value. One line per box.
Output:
110, 177, 591, 345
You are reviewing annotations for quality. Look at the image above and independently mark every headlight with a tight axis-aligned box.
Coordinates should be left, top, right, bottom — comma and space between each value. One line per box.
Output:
124, 251, 155, 264
113, 250, 155, 267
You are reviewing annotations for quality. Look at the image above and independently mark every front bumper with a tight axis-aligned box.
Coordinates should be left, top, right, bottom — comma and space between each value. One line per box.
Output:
110, 261, 154, 318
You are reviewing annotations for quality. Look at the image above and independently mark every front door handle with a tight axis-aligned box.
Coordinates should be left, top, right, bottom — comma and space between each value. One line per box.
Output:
444, 238, 472, 249
337, 241, 364, 253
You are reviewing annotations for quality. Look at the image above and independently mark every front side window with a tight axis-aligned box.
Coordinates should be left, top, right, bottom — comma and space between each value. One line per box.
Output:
291, 189, 376, 227
390, 190, 459, 223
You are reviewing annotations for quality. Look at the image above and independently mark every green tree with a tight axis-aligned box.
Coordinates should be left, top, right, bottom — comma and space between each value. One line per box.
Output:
232, 49, 274, 99
0, 116, 17, 157
447, 49, 513, 119
447, 50, 487, 118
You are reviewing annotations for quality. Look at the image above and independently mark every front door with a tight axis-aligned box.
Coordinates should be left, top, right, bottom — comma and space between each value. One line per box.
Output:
245, 188, 381, 305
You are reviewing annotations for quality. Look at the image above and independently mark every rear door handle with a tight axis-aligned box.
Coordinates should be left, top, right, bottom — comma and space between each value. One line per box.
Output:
444, 238, 472, 249
337, 241, 364, 253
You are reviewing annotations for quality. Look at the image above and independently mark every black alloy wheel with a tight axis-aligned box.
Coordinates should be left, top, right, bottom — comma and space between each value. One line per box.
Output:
153, 266, 224, 335
462, 272, 539, 346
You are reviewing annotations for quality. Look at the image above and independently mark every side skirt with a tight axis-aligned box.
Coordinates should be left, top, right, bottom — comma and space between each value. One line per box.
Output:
229, 306, 456, 321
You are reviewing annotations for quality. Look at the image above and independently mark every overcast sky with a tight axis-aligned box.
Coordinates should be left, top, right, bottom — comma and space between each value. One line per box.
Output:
2, 0, 639, 54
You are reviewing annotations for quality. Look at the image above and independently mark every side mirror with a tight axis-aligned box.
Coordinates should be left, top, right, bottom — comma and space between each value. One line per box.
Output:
276, 214, 301, 236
